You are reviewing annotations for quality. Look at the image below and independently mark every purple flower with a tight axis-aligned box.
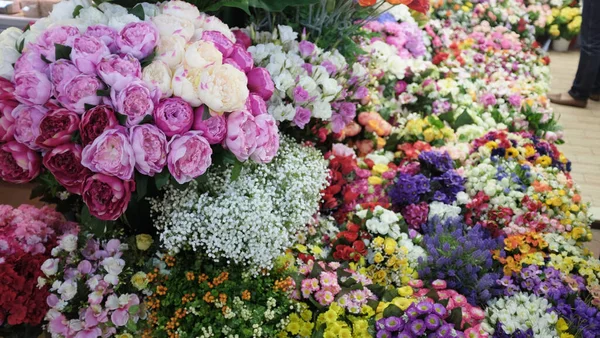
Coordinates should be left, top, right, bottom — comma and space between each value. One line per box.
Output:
293, 106, 311, 129
395, 80, 408, 95
418, 150, 454, 173
424, 314, 441, 330
321, 60, 337, 75
389, 173, 430, 205
384, 316, 404, 331
298, 40, 316, 57
330, 102, 356, 133
353, 86, 369, 100
508, 94, 523, 108
410, 319, 426, 336
480, 93, 497, 107
415, 301, 433, 315
433, 303, 447, 317
436, 324, 454, 337
117, 21, 159, 59
401, 202, 429, 230
293, 86, 310, 103
376, 330, 393, 338
111, 80, 160, 127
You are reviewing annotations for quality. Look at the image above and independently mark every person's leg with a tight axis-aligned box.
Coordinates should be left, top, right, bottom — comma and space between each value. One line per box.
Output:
590, 64, 600, 100
569, 0, 600, 100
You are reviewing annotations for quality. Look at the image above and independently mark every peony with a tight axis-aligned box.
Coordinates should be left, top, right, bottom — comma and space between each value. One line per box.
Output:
81, 128, 135, 180
153, 97, 194, 137
13, 70, 52, 106
13, 45, 48, 74
82, 173, 133, 221
160, 0, 201, 22
129, 124, 168, 176
152, 14, 194, 42
36, 26, 80, 62
0, 43, 20, 80
35, 108, 80, 148
0, 97, 17, 142
70, 35, 110, 74
77, 6, 109, 28
116, 21, 159, 60
167, 131, 212, 184
232, 29, 251, 49
11, 104, 47, 149
184, 40, 223, 69
43, 143, 91, 194
245, 94, 267, 117
84, 25, 119, 53
247, 67, 274, 101
193, 14, 235, 43
0, 141, 41, 183
225, 110, 257, 161
227, 45, 254, 73
172, 66, 202, 106
96, 54, 142, 92
156, 35, 186, 70
79, 105, 118, 146
57, 74, 105, 114
111, 81, 159, 126
135, 234, 154, 251
251, 114, 279, 163
192, 106, 226, 144
142, 60, 173, 98
48, 60, 81, 96
196, 63, 249, 113
201, 31, 234, 57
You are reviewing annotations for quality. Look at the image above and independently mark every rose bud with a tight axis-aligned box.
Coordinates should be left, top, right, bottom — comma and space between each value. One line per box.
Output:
117, 21, 159, 60
227, 45, 254, 73
70, 35, 110, 75
0, 141, 41, 183
81, 127, 135, 180
43, 143, 91, 194
84, 25, 119, 53
79, 105, 119, 146
225, 110, 257, 161
154, 97, 193, 137
202, 30, 234, 57
167, 131, 212, 184
49, 60, 81, 97
82, 173, 134, 221
232, 29, 251, 49
247, 67, 274, 101
111, 80, 159, 127
0, 99, 17, 142
35, 108, 80, 148
142, 60, 173, 98
183, 40, 223, 69
245, 94, 267, 116
57, 74, 105, 114
97, 54, 142, 92
129, 124, 167, 176
192, 106, 226, 144
12, 104, 47, 150
13, 70, 52, 105
251, 114, 279, 163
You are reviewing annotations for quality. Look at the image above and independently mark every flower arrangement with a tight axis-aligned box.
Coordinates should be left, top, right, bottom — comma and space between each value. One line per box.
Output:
364, 233, 424, 287
482, 293, 559, 336
547, 6, 582, 40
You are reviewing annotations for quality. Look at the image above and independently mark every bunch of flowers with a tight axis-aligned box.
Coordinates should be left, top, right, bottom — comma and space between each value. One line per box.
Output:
394, 116, 455, 148
525, 3, 553, 37
0, 0, 280, 222
365, 233, 424, 288
547, 5, 582, 40
418, 216, 505, 306
362, 20, 427, 59
151, 136, 329, 270
41, 234, 154, 338
493, 232, 549, 275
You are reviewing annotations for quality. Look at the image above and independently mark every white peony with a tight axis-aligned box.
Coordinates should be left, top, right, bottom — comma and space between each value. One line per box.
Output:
311, 101, 332, 119
161, 0, 201, 22
0, 46, 19, 79
41, 258, 59, 276
143, 60, 173, 98
196, 63, 248, 113
77, 6, 108, 27
156, 35, 186, 70
107, 14, 141, 31
193, 13, 235, 43
59, 234, 78, 252
0, 27, 23, 47
49, 0, 92, 21
184, 41, 223, 69
141, 2, 160, 18
98, 2, 128, 18
152, 14, 195, 42
172, 66, 203, 106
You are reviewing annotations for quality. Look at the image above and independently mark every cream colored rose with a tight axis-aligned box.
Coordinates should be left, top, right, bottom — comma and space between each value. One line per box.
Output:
160, 0, 200, 22
172, 66, 202, 106
193, 13, 235, 43
152, 14, 194, 42
130, 271, 149, 290
135, 234, 154, 251
197, 63, 248, 113
184, 40, 223, 69
143, 60, 173, 98
156, 35, 186, 71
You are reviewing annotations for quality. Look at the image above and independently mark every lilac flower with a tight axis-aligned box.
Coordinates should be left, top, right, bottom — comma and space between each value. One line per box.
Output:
416, 301, 434, 315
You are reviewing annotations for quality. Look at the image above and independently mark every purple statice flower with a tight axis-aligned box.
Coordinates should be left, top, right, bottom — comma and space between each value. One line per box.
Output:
418, 150, 454, 174
389, 173, 430, 206
401, 202, 429, 230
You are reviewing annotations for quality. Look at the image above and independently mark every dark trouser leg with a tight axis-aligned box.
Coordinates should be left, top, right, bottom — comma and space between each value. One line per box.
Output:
569, 0, 600, 100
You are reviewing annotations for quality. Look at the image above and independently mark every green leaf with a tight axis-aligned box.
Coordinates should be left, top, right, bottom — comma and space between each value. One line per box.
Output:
139, 114, 154, 125
84, 104, 97, 111
135, 174, 148, 201
128, 4, 145, 20
54, 43, 72, 61
16, 38, 25, 54
382, 304, 403, 318
204, 0, 319, 13
448, 307, 463, 328
96, 89, 110, 97
140, 48, 156, 67
40, 54, 51, 64
230, 160, 243, 181
154, 169, 170, 190
73, 4, 83, 17
80, 205, 111, 237
427, 115, 445, 129
23, 22, 30, 32
116, 112, 128, 126
453, 111, 475, 129
437, 111, 454, 124
128, 304, 140, 314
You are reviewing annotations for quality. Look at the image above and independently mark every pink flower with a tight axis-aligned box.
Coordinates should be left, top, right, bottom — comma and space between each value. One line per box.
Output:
0, 98, 17, 142
84, 25, 119, 53
35, 108, 80, 148
106, 294, 140, 327
79, 105, 119, 146
251, 114, 279, 163
167, 132, 212, 184
293, 106, 311, 129
81, 128, 135, 180
14, 46, 49, 74
202, 30, 234, 57
57, 74, 105, 114
232, 29, 251, 49
431, 280, 447, 290
96, 54, 142, 92
111, 80, 159, 127
192, 106, 226, 144
227, 45, 254, 73
12, 104, 47, 149
153, 97, 193, 137
36, 26, 80, 62
332, 143, 355, 158
117, 21, 159, 60
129, 124, 168, 176
247, 67, 274, 101
82, 174, 133, 221
245, 94, 267, 116
49, 60, 82, 96
43, 143, 91, 194
401, 202, 429, 230
226, 110, 257, 162
13, 70, 52, 105
298, 40, 316, 57
0, 141, 41, 183
70, 35, 110, 74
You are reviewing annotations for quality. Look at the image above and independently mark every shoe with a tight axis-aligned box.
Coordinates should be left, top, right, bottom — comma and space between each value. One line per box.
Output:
548, 93, 587, 108
590, 93, 600, 101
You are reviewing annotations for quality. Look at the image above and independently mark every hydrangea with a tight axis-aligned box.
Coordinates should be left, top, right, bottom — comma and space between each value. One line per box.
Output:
151, 135, 329, 271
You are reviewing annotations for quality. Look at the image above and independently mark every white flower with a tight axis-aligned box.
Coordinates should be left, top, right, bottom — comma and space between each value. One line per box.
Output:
152, 14, 195, 42
320, 78, 342, 98
184, 40, 223, 69
197, 63, 249, 113
107, 14, 141, 31
156, 35, 187, 70
98, 2, 128, 17
59, 234, 78, 252
193, 13, 235, 43
101, 256, 125, 276
311, 101, 332, 119
0, 46, 19, 79
77, 6, 107, 26
49, 0, 92, 21
58, 279, 77, 301
37, 277, 47, 288
143, 60, 173, 98
41, 258, 59, 276
0, 27, 22, 47
160, 0, 200, 22
172, 66, 203, 106
277, 25, 298, 44
141, 3, 160, 17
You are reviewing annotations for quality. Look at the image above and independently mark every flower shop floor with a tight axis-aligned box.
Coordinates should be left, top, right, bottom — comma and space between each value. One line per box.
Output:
549, 51, 600, 256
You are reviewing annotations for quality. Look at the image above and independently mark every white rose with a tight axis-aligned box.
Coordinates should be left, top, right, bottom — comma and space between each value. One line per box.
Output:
143, 60, 173, 98
59, 234, 78, 252
184, 41, 223, 69
77, 7, 108, 26
161, 0, 201, 22
101, 256, 125, 276
196, 63, 248, 113
58, 280, 77, 301
311, 101, 332, 119
156, 35, 186, 70
152, 14, 195, 42
108, 14, 141, 31
41, 258, 59, 276
277, 25, 298, 44
98, 2, 128, 18
193, 14, 235, 43
379, 210, 399, 224
172, 66, 202, 106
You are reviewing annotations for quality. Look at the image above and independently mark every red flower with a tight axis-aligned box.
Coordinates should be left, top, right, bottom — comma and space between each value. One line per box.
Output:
433, 52, 449, 65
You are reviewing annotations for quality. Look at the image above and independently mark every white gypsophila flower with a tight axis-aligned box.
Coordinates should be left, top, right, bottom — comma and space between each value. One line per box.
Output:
151, 135, 329, 271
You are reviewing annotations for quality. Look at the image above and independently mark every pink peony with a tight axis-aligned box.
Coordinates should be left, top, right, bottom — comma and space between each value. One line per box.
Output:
49, 60, 81, 97
225, 110, 257, 161
13, 70, 52, 106
111, 81, 159, 127
153, 97, 193, 137
202, 30, 234, 57
43, 143, 91, 194
251, 114, 279, 163
35, 108, 80, 148
0, 77, 15, 101
167, 132, 212, 184
0, 141, 41, 183
246, 67, 274, 101
96, 54, 142, 92
192, 106, 226, 144
36, 26, 80, 62
79, 105, 119, 146
226, 45, 254, 73
57, 74, 105, 114
84, 25, 119, 53
0, 98, 17, 142
82, 174, 134, 221
129, 124, 168, 176
245, 94, 267, 116
116, 21, 159, 60
14, 46, 49, 74
70, 35, 111, 74
11, 104, 47, 149
81, 128, 135, 180
232, 29, 251, 49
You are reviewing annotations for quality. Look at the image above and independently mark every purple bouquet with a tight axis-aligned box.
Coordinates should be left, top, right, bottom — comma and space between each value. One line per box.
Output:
376, 301, 465, 338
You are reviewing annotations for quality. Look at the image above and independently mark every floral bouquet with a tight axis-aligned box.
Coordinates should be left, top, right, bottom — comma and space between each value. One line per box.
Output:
482, 293, 559, 336
547, 6, 582, 40
493, 232, 549, 275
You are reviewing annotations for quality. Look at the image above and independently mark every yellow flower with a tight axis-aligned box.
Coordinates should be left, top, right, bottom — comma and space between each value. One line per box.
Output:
549, 24, 560, 37
339, 328, 352, 338
353, 319, 368, 332
136, 234, 154, 251
394, 297, 414, 310
556, 317, 569, 332
368, 176, 383, 185
505, 147, 519, 159
384, 238, 397, 255
131, 271, 149, 290
560, 334, 575, 338
374, 252, 385, 264
423, 128, 435, 143
398, 286, 413, 297
571, 227, 586, 240
536, 155, 552, 167
372, 237, 385, 247
485, 141, 498, 150
301, 309, 312, 322
286, 321, 301, 334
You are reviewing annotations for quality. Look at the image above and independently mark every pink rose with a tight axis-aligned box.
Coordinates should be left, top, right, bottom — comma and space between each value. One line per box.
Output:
43, 143, 91, 194
192, 106, 226, 144
97, 54, 142, 92
154, 97, 193, 137
245, 94, 267, 116
232, 29, 251, 49
81, 128, 135, 180
117, 22, 159, 60
129, 124, 167, 176
13, 70, 52, 105
57, 74, 105, 114
14, 46, 49, 74
202, 31, 234, 57
0, 98, 17, 142
49, 60, 81, 96
167, 132, 212, 184
225, 110, 257, 161
0, 141, 41, 183
227, 45, 253, 73
12, 104, 47, 149
36, 26, 80, 62
111, 81, 159, 127
79, 105, 119, 146
82, 174, 134, 221
251, 114, 279, 163
246, 67, 274, 101
70, 35, 111, 74
84, 25, 119, 53
35, 108, 80, 148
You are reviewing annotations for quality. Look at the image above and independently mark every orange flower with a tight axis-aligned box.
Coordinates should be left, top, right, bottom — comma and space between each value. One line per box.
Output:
532, 180, 551, 193
359, 0, 377, 6
387, 0, 413, 4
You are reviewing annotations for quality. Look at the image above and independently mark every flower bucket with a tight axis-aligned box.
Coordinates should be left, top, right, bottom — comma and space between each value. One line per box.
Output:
553, 38, 571, 52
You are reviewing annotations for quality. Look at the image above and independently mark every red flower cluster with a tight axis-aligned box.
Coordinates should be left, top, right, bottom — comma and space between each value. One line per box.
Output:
398, 141, 432, 162
332, 222, 368, 262
321, 153, 358, 213
464, 191, 490, 227
432, 52, 450, 65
